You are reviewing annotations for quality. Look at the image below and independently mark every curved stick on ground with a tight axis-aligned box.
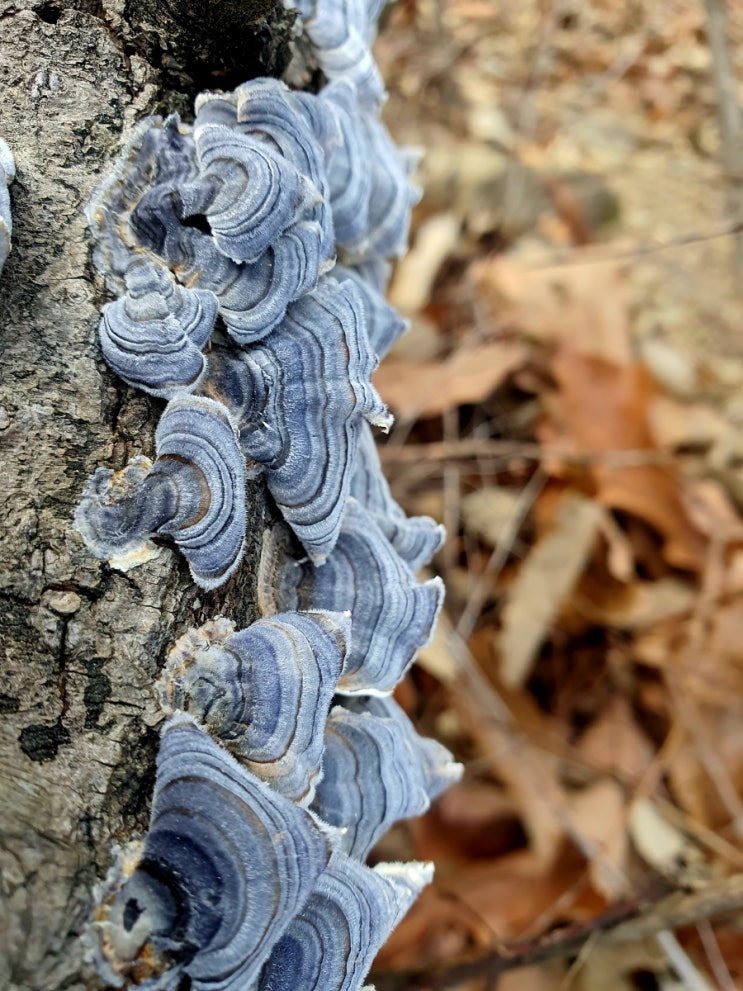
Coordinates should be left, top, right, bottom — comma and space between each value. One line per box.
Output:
87, 715, 331, 990
158, 611, 350, 803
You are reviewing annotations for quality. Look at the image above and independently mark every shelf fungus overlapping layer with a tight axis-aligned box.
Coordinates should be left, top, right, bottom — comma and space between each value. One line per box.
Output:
258, 499, 445, 695
99, 258, 218, 398
88, 716, 332, 990
312, 698, 462, 860
75, 396, 247, 589
0, 137, 14, 275
158, 611, 349, 803
351, 421, 446, 571
257, 852, 433, 991
82, 9, 462, 988
288, 0, 388, 108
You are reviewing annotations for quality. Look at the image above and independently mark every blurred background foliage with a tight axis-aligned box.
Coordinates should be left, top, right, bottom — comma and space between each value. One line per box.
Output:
368, 2, 743, 988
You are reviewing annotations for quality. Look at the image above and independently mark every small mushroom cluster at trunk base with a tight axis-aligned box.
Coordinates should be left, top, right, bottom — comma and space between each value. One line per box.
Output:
79, 5, 461, 989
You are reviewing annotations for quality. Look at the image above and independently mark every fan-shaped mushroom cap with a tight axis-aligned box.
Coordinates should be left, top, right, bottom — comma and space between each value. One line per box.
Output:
99, 258, 217, 398
75, 397, 246, 589
88, 715, 331, 990
158, 611, 350, 804
236, 279, 391, 562
257, 851, 433, 991
258, 500, 443, 694
350, 422, 445, 571
311, 697, 462, 859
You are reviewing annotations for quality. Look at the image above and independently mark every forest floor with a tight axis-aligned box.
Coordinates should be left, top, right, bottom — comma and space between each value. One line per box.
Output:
369, 2, 743, 988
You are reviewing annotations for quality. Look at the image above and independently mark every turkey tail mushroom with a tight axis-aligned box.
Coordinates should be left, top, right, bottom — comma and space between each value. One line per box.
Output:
87, 715, 331, 990
258, 500, 443, 694
158, 611, 350, 804
351, 421, 446, 571
257, 852, 433, 991
98, 258, 217, 398
311, 699, 463, 860
0, 138, 14, 274
82, 19, 461, 989
75, 396, 246, 589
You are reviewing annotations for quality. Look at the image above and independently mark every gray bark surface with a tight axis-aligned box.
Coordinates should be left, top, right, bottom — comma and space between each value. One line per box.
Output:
0, 4, 284, 986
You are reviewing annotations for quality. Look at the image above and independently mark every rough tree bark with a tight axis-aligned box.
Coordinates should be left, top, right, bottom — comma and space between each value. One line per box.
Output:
0, 4, 294, 987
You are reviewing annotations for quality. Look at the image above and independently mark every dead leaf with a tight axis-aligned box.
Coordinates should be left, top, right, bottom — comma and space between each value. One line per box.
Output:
461, 486, 522, 547
497, 491, 603, 688
568, 778, 629, 900
577, 940, 668, 991
598, 508, 636, 582
628, 797, 704, 885
388, 212, 461, 313
434, 847, 595, 940
640, 338, 699, 398
577, 577, 695, 630
375, 342, 527, 420
410, 780, 524, 866
540, 349, 707, 570
472, 252, 632, 365
648, 395, 728, 450
416, 606, 460, 685
578, 697, 656, 782
499, 963, 567, 991
458, 686, 568, 871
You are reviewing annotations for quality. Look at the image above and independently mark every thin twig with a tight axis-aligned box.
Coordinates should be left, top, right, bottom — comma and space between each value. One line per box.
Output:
655, 930, 712, 991
486, 218, 743, 271
379, 438, 674, 467
455, 469, 546, 641
705, 0, 743, 272
697, 919, 737, 991
371, 876, 743, 991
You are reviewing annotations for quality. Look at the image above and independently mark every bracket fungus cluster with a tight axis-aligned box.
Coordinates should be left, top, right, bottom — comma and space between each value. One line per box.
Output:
79, 5, 462, 989
0, 137, 14, 275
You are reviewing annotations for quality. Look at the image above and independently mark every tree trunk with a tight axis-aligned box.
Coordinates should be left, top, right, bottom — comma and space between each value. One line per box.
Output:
0, 4, 290, 986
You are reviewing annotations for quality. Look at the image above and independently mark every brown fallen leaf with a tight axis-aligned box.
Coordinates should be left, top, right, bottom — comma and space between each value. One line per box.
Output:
472, 251, 632, 365
497, 490, 604, 688
409, 780, 524, 866
647, 394, 729, 450
416, 605, 460, 685
539, 348, 707, 570
461, 486, 523, 547
431, 847, 594, 941
374, 341, 528, 420
635, 598, 743, 709
577, 697, 656, 783
567, 778, 630, 900
576, 576, 695, 631
458, 691, 570, 872
388, 211, 461, 313
627, 797, 705, 885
